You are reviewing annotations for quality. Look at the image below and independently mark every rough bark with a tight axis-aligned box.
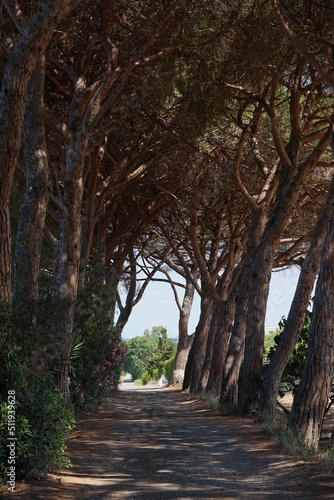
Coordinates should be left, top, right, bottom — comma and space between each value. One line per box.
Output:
171, 333, 194, 386
183, 286, 213, 392
239, 167, 297, 412
199, 266, 241, 396
116, 253, 137, 337
79, 137, 107, 286
289, 207, 334, 450
197, 303, 221, 393
239, 123, 332, 413
104, 259, 125, 331
259, 175, 334, 420
0, 0, 81, 301
51, 137, 87, 400
0, 205, 11, 302
220, 209, 268, 406
204, 284, 238, 398
51, 0, 124, 398
13, 56, 49, 306
170, 272, 197, 386
183, 286, 212, 390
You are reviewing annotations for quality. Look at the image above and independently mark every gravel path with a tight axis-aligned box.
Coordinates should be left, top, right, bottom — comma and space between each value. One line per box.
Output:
8, 377, 334, 499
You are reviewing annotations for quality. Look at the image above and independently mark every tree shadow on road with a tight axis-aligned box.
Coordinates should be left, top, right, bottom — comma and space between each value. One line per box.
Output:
8, 389, 334, 499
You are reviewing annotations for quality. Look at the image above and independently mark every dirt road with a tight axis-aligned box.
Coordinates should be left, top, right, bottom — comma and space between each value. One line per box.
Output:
6, 379, 334, 499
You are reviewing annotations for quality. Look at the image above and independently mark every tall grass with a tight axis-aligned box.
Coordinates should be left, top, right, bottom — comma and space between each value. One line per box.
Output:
262, 413, 314, 459
195, 392, 237, 416
262, 411, 334, 473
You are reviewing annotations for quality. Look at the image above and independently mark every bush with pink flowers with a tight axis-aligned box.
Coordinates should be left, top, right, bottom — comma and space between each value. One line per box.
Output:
70, 287, 128, 413
99, 337, 128, 392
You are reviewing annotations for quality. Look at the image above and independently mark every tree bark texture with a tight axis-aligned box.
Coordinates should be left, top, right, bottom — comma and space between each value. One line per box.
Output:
197, 303, 221, 393
104, 260, 124, 331
238, 123, 332, 412
204, 284, 238, 398
171, 334, 194, 386
0, 204, 11, 302
259, 175, 334, 420
0, 0, 81, 301
170, 274, 197, 386
220, 209, 268, 406
79, 137, 107, 285
183, 287, 213, 392
239, 167, 298, 412
188, 290, 214, 394
289, 207, 334, 450
51, 136, 87, 400
94, 219, 107, 287
116, 253, 137, 337
13, 56, 49, 306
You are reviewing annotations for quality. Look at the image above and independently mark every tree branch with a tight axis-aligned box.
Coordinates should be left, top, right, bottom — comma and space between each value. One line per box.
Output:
271, 0, 334, 88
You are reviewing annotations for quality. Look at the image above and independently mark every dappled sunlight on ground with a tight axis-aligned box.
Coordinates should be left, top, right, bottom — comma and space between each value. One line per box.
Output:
7, 385, 334, 499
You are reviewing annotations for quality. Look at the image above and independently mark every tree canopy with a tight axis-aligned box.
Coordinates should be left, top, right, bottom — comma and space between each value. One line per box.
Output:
1, 1, 334, 477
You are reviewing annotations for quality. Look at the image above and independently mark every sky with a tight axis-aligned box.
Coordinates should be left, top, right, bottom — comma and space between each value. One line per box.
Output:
121, 266, 302, 339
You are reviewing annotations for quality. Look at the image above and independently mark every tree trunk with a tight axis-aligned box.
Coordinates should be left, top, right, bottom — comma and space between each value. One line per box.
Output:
52, 136, 87, 401
50, 0, 123, 397
238, 152, 329, 412
238, 237, 278, 412
259, 176, 334, 420
94, 219, 107, 287
79, 140, 106, 286
103, 259, 124, 333
220, 326, 245, 407
238, 86, 332, 412
197, 303, 220, 393
183, 287, 213, 392
170, 273, 197, 386
289, 207, 334, 450
0, 204, 11, 302
0, 0, 80, 301
116, 253, 137, 336
205, 284, 238, 398
220, 209, 267, 406
171, 334, 194, 386
13, 56, 49, 306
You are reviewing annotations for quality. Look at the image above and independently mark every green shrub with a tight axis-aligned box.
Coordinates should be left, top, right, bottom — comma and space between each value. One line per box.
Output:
163, 357, 175, 381
152, 368, 159, 381
0, 277, 128, 481
123, 354, 146, 382
21, 379, 74, 478
0, 302, 75, 480
145, 327, 177, 377
263, 330, 277, 359
141, 371, 150, 385
0, 372, 75, 479
124, 327, 177, 381
268, 309, 311, 395
71, 286, 127, 413
0, 399, 32, 479
123, 331, 159, 381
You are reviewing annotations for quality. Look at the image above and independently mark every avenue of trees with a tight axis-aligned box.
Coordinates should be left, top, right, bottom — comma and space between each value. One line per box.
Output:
1, 0, 334, 477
